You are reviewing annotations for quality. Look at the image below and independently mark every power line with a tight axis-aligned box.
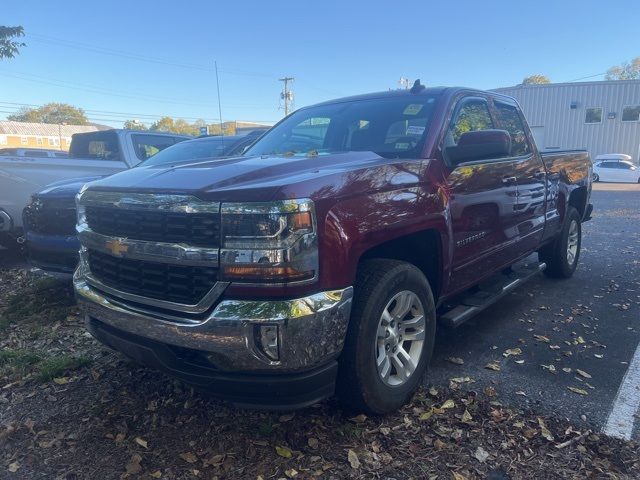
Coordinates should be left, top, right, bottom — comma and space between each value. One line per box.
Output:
0, 70, 273, 109
0, 103, 278, 126
27, 33, 277, 79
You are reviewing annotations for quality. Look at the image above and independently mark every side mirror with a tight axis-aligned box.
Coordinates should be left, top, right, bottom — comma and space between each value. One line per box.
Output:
445, 129, 511, 164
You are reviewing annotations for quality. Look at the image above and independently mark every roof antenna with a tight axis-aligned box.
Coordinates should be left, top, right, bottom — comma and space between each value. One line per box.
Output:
410, 79, 425, 94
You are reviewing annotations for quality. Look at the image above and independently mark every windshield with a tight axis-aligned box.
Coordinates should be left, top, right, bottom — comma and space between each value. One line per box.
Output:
246, 94, 439, 159
141, 136, 243, 166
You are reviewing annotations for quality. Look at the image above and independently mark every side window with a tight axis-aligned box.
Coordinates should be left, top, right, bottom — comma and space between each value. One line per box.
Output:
494, 102, 531, 156
132, 135, 176, 161
448, 98, 493, 145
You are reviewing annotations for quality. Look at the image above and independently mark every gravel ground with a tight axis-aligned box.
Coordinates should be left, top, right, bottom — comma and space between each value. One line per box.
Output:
1, 265, 639, 479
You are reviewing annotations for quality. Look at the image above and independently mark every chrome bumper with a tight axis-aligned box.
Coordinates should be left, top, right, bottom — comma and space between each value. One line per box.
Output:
74, 274, 353, 372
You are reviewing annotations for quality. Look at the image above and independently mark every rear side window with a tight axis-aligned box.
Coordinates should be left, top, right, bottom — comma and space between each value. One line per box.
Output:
132, 134, 177, 161
70, 131, 121, 161
494, 102, 531, 156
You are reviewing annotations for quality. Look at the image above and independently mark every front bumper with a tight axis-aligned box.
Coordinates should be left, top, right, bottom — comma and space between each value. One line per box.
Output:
75, 274, 353, 406
25, 231, 80, 274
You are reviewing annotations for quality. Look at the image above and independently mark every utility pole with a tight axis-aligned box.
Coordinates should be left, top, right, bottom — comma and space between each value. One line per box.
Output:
279, 76, 294, 116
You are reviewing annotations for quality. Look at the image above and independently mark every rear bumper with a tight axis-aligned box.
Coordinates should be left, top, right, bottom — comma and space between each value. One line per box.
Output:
88, 317, 338, 409
25, 231, 80, 274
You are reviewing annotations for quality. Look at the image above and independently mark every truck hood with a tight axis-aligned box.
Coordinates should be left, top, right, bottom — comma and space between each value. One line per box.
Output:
86, 152, 427, 202
37, 175, 106, 199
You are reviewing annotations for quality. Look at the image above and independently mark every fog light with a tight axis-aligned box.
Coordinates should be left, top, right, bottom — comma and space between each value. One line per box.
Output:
256, 324, 280, 361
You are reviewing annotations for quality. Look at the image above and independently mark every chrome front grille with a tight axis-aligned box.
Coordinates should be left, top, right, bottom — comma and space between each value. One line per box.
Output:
77, 191, 226, 317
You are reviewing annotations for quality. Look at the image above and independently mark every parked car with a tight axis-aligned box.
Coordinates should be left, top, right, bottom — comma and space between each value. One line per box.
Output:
592, 159, 640, 183
74, 85, 593, 413
0, 129, 190, 250
0, 148, 68, 158
23, 133, 263, 273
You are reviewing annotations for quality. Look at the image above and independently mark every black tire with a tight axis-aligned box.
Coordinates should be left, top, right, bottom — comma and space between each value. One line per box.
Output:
539, 207, 582, 279
0, 233, 23, 254
593, 173, 599, 182
337, 259, 436, 414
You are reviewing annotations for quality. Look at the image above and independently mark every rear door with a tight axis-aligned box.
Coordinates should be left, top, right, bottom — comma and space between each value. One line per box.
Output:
444, 96, 521, 293
494, 99, 546, 253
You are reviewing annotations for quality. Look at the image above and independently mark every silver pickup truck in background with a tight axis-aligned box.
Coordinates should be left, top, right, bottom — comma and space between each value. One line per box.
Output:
0, 129, 190, 250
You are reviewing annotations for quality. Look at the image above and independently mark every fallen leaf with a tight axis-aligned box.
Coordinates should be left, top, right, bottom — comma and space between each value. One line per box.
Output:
53, 377, 70, 385
515, 359, 525, 364
484, 386, 497, 397
434, 439, 446, 450
447, 357, 464, 365
515, 391, 527, 397
503, 347, 522, 357
452, 472, 467, 480
285, 468, 298, 478
308, 437, 319, 449
419, 409, 434, 421
534, 334, 550, 342
180, 452, 198, 464
594, 354, 604, 359
576, 369, 592, 379
135, 437, 148, 449
125, 454, 142, 476
347, 449, 360, 469
568, 386, 588, 396
150, 471, 162, 478
8, 462, 19, 473
450, 376, 472, 384
461, 409, 473, 423
440, 399, 455, 409
379, 427, 391, 435
485, 362, 501, 371
349, 414, 367, 424
538, 418, 555, 441
279, 413, 295, 422
473, 446, 489, 463
276, 446, 292, 458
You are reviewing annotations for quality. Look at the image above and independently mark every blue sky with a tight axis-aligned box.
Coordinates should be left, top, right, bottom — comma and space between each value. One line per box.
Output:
2, 0, 639, 127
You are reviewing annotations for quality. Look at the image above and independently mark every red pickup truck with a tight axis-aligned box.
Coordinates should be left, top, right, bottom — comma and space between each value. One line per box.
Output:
74, 83, 592, 413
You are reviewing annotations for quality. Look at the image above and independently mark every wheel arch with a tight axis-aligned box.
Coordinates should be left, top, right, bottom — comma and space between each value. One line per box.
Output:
357, 229, 443, 302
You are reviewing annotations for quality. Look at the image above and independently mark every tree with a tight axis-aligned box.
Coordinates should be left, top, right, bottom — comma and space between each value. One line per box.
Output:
150, 116, 200, 135
123, 119, 148, 130
0, 26, 25, 60
522, 74, 550, 85
7, 103, 88, 125
605, 57, 640, 80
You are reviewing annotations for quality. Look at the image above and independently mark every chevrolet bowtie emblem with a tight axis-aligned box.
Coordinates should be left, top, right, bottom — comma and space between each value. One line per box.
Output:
105, 239, 129, 257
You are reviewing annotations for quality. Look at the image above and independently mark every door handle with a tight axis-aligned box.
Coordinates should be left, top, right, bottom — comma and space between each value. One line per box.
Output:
502, 176, 517, 184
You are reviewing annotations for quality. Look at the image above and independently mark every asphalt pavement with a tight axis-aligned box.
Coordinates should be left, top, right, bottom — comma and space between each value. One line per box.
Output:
429, 182, 640, 440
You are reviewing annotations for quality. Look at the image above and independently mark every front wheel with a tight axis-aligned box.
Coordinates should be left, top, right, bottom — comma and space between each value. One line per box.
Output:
593, 173, 600, 182
539, 206, 582, 278
337, 259, 436, 414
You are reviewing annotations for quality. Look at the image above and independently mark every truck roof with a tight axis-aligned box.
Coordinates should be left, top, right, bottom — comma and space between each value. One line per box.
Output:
310, 86, 514, 108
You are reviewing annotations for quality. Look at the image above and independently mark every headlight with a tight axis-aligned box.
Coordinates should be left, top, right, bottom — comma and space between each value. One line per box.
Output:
220, 199, 318, 284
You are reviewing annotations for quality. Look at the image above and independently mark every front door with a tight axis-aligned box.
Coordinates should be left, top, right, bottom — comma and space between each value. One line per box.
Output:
444, 96, 520, 294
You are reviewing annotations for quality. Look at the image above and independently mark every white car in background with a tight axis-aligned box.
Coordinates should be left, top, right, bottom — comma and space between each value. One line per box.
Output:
592, 156, 640, 183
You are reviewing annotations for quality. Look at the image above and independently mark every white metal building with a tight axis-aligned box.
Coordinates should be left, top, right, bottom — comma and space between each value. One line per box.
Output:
493, 80, 640, 163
